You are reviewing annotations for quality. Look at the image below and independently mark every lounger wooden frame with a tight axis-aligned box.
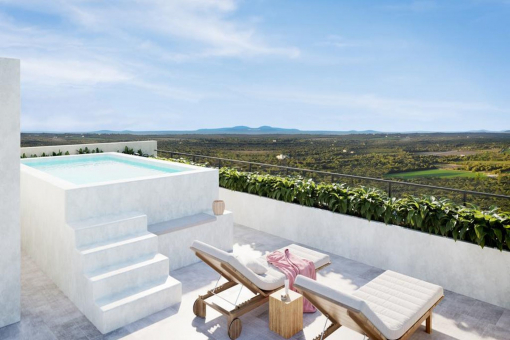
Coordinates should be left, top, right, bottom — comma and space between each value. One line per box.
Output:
294, 282, 444, 340
191, 246, 330, 340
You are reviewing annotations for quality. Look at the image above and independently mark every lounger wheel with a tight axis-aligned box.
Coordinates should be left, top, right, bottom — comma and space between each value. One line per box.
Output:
228, 318, 242, 340
193, 298, 206, 318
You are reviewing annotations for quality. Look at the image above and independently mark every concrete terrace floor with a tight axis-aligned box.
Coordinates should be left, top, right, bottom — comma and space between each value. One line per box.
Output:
1, 225, 509, 340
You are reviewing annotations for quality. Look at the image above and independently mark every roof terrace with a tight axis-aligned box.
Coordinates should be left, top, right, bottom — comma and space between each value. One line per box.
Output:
2, 56, 509, 339
0, 225, 508, 340
0, 136, 507, 340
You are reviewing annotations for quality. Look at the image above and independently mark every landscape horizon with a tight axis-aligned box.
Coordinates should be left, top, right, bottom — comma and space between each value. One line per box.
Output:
21, 130, 510, 211
20, 125, 510, 135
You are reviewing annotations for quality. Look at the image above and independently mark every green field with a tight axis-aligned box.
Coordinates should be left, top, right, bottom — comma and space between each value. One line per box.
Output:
385, 169, 483, 179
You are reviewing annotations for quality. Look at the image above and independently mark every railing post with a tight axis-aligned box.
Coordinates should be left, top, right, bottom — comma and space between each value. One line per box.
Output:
286, 167, 289, 176
463, 192, 467, 206
249, 163, 252, 172
332, 175, 335, 184
218, 159, 222, 168
388, 182, 392, 198
170, 152, 173, 158
192, 155, 195, 163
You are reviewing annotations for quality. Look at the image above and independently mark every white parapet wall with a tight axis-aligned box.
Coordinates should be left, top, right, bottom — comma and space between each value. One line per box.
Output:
219, 188, 510, 310
21, 140, 157, 158
0, 57, 21, 328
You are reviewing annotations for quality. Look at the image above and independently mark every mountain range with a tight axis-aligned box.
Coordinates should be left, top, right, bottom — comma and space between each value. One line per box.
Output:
89, 126, 509, 135
92, 126, 386, 135
23, 126, 510, 135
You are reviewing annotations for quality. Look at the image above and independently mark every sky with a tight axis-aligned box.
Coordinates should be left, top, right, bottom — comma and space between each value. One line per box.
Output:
0, 0, 509, 132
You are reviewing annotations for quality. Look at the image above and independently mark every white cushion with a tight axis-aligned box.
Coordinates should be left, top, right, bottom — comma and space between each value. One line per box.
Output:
191, 241, 330, 291
295, 275, 366, 312
295, 270, 443, 340
294, 275, 383, 332
237, 254, 268, 275
229, 256, 287, 291
352, 270, 443, 339
191, 240, 285, 291
275, 244, 331, 269
191, 240, 231, 263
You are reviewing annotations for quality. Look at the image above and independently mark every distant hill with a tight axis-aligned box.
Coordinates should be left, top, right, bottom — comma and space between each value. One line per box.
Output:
26, 126, 510, 135
195, 125, 301, 134
90, 126, 384, 135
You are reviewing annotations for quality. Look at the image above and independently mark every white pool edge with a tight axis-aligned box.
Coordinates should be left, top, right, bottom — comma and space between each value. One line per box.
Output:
20, 152, 213, 189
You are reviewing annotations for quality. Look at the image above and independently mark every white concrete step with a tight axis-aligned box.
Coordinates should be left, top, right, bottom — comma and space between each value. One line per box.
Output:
80, 232, 158, 272
71, 212, 147, 248
87, 253, 170, 301
148, 213, 216, 235
95, 276, 182, 334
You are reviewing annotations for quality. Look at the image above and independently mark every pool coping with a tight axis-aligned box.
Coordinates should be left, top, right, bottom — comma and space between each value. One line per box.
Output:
20, 152, 215, 190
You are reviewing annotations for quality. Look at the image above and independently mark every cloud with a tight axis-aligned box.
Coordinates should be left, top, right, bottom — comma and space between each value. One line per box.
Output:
240, 88, 506, 122
2, 0, 507, 132
22, 59, 131, 85
0, 0, 298, 59
131, 80, 221, 102
0, 0, 299, 100
1, 0, 293, 106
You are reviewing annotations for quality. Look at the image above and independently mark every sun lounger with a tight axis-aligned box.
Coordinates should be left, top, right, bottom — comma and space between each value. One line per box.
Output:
294, 270, 444, 340
190, 240, 331, 340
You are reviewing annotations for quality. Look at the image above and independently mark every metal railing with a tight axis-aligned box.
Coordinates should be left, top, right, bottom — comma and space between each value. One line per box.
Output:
155, 149, 510, 205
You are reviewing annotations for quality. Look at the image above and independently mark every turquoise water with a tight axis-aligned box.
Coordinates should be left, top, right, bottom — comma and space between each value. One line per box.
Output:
22, 154, 183, 185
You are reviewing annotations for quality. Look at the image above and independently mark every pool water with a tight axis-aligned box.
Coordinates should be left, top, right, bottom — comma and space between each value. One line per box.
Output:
21, 154, 184, 185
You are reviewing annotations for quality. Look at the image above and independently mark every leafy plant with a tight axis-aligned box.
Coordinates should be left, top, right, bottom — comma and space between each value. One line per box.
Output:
22, 147, 102, 159
159, 156, 209, 168
217, 167, 509, 251
77, 148, 89, 154
122, 146, 135, 155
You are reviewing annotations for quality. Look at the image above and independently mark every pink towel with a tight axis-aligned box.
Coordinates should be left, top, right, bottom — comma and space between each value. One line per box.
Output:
266, 249, 317, 313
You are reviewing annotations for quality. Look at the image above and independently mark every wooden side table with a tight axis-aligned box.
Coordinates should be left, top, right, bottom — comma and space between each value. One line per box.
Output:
269, 289, 303, 338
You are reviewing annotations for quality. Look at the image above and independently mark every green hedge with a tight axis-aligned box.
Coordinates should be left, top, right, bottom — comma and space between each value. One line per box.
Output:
158, 157, 510, 251
219, 168, 510, 251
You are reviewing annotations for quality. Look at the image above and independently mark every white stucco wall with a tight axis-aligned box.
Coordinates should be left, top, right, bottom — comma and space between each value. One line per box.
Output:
21, 157, 220, 332
21, 140, 157, 158
0, 57, 21, 327
20, 168, 74, 304
219, 188, 510, 310
58, 155, 219, 224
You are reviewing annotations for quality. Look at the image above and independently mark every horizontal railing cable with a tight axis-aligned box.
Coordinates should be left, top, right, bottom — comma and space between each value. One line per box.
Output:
155, 149, 510, 201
